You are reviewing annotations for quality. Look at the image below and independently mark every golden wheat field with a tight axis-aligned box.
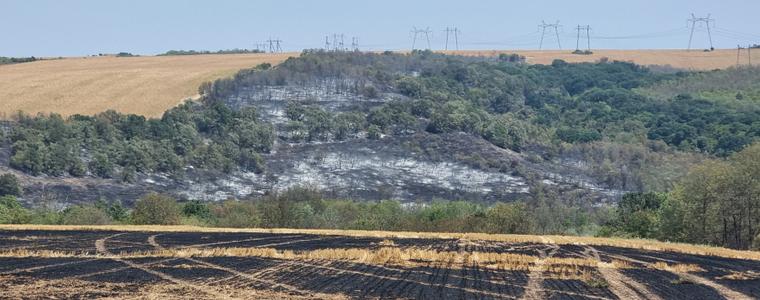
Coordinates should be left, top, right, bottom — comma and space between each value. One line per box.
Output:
449, 49, 744, 70
0, 49, 745, 119
0, 53, 294, 118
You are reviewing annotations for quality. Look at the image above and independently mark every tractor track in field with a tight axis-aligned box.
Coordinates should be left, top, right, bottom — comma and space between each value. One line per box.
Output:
96, 233, 234, 299
2, 229, 759, 299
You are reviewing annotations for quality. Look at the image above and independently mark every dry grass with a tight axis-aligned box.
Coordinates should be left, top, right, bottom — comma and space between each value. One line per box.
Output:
597, 259, 635, 270
716, 271, 760, 281
1, 224, 758, 261
446, 49, 745, 71
650, 261, 705, 273
0, 53, 293, 118
0, 275, 342, 300
0, 249, 92, 258
0, 245, 639, 276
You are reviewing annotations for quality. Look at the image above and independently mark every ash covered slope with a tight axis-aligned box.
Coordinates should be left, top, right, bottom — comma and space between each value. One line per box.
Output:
186, 51, 637, 202
7, 50, 752, 206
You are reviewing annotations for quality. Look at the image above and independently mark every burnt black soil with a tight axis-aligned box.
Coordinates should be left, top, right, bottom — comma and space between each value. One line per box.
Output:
1, 229, 758, 299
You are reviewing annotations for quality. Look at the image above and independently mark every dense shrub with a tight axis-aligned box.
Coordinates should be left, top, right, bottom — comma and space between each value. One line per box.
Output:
210, 200, 260, 228
0, 196, 29, 224
0, 174, 21, 197
131, 193, 182, 225
61, 205, 112, 225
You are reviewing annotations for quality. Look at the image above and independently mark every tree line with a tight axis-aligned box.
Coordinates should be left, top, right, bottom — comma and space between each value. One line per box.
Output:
159, 49, 265, 56
2, 142, 757, 249
605, 141, 760, 250
5, 101, 272, 180
0, 56, 37, 65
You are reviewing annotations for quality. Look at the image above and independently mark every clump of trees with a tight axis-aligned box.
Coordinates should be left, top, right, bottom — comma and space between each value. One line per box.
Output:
159, 49, 265, 56
0, 183, 607, 237
3, 138, 757, 250
204, 51, 756, 156
6, 52, 757, 183
0, 56, 37, 65
605, 141, 760, 250
7, 100, 273, 179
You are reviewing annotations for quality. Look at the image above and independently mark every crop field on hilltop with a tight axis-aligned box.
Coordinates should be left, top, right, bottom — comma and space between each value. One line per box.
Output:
450, 49, 746, 71
1, 226, 759, 299
0, 49, 747, 119
0, 53, 293, 118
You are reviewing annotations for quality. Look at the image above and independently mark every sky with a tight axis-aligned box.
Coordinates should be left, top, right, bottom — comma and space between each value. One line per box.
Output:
3, 0, 760, 57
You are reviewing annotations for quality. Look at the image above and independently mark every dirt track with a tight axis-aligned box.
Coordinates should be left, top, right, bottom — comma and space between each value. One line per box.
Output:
1, 229, 758, 299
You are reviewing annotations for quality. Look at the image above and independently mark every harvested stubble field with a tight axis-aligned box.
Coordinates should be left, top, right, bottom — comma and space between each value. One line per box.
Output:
1, 225, 759, 299
0, 53, 293, 118
448, 49, 744, 71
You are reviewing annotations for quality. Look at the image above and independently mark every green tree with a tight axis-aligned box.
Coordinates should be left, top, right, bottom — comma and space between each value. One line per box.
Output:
131, 193, 181, 225
211, 200, 260, 228
0, 196, 30, 224
615, 192, 666, 238
61, 205, 112, 225
485, 202, 532, 234
183, 200, 211, 220
367, 125, 381, 140
0, 174, 22, 197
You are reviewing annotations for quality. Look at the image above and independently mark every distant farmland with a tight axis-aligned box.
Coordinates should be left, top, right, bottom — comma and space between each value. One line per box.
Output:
448, 49, 744, 71
0, 49, 745, 118
0, 53, 293, 118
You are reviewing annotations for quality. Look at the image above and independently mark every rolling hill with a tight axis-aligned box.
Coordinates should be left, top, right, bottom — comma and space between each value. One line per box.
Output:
0, 49, 747, 118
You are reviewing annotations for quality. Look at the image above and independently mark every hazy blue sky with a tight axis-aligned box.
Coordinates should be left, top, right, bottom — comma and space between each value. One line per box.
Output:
3, 0, 760, 57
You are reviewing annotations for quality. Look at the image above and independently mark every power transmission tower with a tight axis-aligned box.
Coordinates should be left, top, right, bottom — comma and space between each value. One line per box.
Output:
325, 36, 331, 51
351, 37, 359, 51
411, 27, 433, 50
444, 27, 461, 51
266, 38, 283, 53
687, 13, 714, 51
254, 43, 264, 53
735, 44, 753, 67
575, 25, 592, 51
538, 21, 562, 50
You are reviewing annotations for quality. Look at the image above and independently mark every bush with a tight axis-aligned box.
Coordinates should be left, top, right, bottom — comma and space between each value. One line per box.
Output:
0, 173, 21, 197
211, 200, 260, 228
367, 125, 381, 140
485, 203, 531, 234
61, 205, 112, 225
0, 195, 30, 224
131, 193, 181, 225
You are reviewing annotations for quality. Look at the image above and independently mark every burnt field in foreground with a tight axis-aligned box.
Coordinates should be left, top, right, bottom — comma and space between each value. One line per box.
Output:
0, 229, 759, 299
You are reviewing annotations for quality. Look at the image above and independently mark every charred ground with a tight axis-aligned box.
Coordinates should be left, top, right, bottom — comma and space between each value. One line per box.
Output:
1, 228, 759, 299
